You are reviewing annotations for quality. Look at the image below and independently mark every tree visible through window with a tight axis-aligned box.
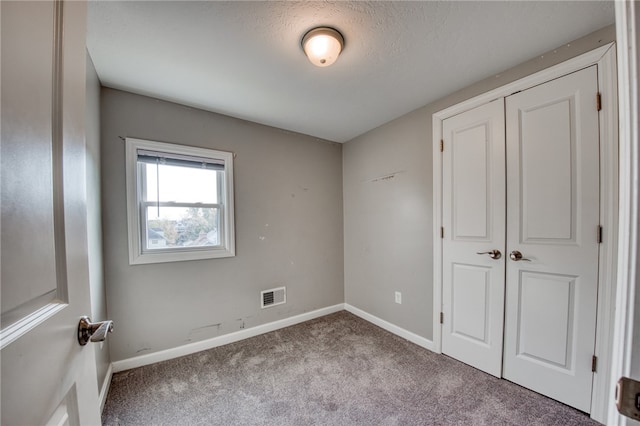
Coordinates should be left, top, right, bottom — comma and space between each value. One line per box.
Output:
126, 138, 235, 264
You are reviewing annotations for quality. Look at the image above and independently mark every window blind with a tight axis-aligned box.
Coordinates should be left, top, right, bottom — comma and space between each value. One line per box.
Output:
137, 149, 224, 171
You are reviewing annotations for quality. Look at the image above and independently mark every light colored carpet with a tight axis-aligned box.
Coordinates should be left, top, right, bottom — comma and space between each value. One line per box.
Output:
102, 311, 598, 425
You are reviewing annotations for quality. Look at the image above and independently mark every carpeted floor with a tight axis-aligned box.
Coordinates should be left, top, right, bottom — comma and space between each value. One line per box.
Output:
102, 311, 599, 425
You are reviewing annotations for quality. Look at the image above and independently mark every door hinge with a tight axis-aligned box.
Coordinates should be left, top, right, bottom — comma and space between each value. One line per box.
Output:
597, 92, 602, 111
440, 312, 444, 324
592, 355, 598, 372
440, 139, 444, 152
440, 227, 444, 238
598, 225, 603, 244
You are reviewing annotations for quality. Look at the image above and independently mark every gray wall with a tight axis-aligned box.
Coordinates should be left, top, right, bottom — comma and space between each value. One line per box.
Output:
343, 108, 433, 338
343, 25, 615, 342
86, 53, 111, 390
101, 89, 344, 362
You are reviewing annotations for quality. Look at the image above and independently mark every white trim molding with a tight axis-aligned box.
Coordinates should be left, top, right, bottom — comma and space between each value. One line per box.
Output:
111, 304, 436, 375
345, 304, 435, 352
112, 304, 344, 372
590, 42, 620, 424
609, 2, 639, 425
99, 363, 114, 414
432, 43, 618, 424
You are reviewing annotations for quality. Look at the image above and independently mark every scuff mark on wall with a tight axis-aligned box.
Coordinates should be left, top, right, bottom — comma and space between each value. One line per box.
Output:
236, 316, 254, 330
291, 186, 309, 198
368, 170, 405, 183
191, 323, 222, 331
187, 323, 222, 340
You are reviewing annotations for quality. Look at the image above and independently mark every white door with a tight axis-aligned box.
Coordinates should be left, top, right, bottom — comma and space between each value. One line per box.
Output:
502, 66, 600, 413
1, 1, 102, 425
441, 99, 506, 377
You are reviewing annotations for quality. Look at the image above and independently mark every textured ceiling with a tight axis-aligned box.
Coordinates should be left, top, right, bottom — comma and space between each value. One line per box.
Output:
87, 1, 614, 143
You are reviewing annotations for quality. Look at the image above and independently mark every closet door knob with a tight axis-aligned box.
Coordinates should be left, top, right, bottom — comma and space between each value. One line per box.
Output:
509, 250, 531, 262
476, 250, 502, 259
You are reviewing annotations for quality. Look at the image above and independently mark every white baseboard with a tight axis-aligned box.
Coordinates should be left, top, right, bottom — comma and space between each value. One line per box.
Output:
112, 304, 345, 373
99, 362, 113, 414
345, 304, 435, 352
111, 303, 434, 374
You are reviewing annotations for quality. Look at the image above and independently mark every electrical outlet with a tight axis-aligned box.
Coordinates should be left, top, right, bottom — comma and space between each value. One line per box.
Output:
395, 291, 402, 304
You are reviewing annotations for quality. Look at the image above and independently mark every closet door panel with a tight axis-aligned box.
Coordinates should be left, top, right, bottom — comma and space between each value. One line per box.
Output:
520, 99, 574, 241
503, 65, 600, 413
441, 99, 506, 378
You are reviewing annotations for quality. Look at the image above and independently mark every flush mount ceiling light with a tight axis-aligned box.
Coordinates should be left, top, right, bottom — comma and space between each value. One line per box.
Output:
302, 27, 344, 67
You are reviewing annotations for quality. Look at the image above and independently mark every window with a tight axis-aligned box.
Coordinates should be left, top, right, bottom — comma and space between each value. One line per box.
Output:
125, 138, 235, 264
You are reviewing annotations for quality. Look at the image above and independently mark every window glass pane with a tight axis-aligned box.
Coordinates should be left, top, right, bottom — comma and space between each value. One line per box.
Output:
145, 206, 220, 250
144, 163, 218, 203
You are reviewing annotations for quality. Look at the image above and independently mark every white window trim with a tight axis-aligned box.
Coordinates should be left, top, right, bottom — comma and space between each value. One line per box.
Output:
125, 137, 235, 264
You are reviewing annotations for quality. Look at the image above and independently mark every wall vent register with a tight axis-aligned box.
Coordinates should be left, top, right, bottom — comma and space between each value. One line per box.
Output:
261, 287, 286, 309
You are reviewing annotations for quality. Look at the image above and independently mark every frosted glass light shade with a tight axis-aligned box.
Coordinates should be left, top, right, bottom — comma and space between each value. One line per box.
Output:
302, 27, 344, 67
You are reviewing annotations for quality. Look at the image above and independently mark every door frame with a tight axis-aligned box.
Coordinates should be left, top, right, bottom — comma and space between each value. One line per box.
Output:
608, 2, 639, 425
432, 43, 618, 423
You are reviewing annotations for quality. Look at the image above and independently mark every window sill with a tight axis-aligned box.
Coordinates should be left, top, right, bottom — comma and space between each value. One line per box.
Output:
129, 247, 235, 265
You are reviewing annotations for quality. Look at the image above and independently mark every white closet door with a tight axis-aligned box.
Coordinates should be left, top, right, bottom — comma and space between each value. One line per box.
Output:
441, 99, 506, 377
503, 66, 600, 413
